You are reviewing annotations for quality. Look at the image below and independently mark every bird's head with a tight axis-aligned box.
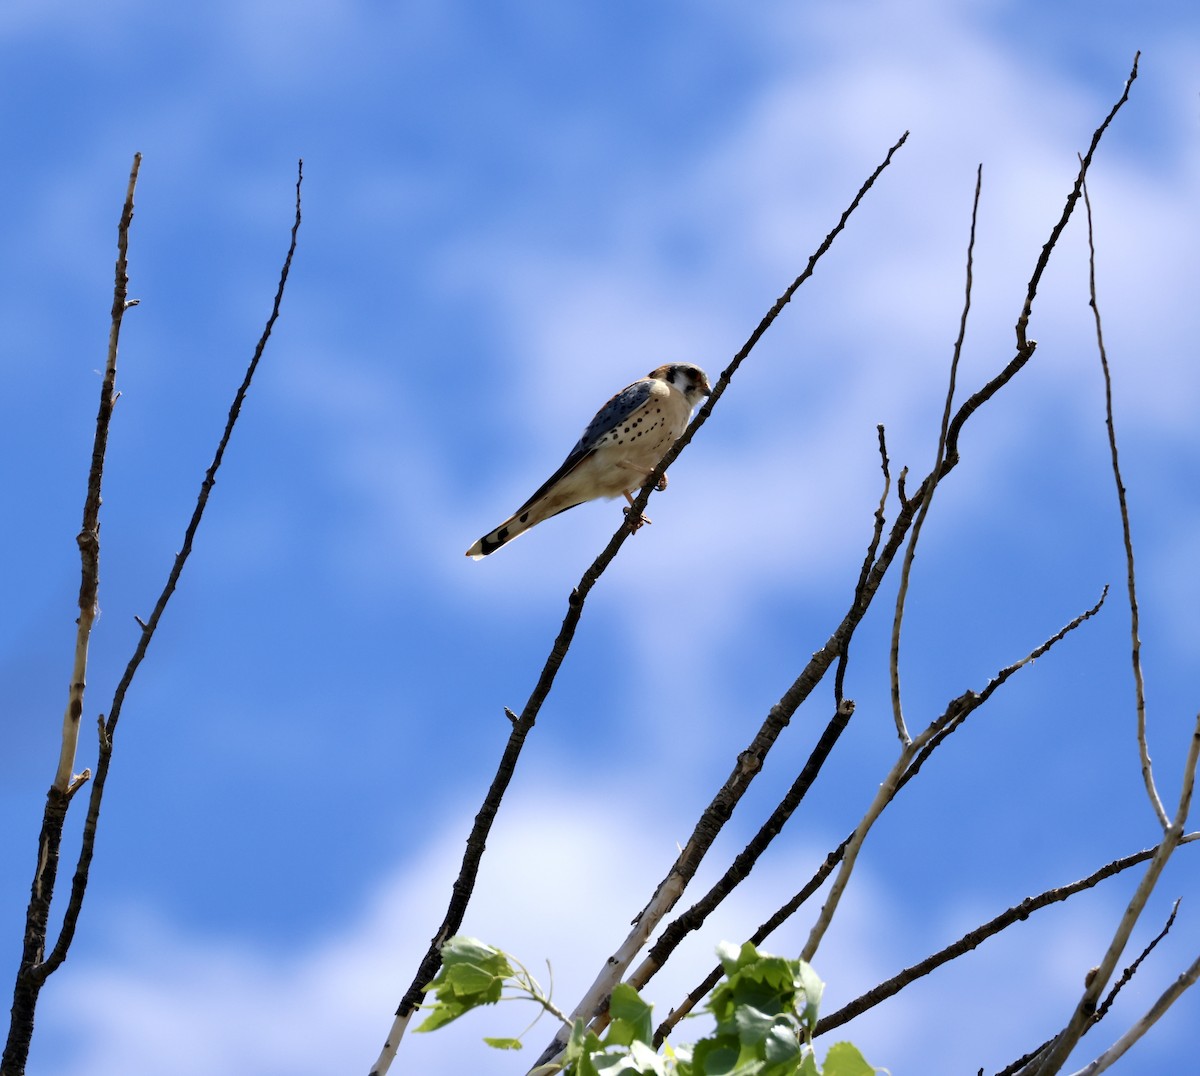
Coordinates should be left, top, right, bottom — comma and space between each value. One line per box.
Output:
651, 363, 712, 407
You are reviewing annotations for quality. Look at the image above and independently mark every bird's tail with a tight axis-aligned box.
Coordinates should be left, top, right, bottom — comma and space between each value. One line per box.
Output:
465, 506, 541, 559
465, 500, 580, 559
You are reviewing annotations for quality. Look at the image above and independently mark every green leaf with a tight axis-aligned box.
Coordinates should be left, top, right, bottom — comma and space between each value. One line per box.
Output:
732, 1003, 777, 1046
606, 983, 655, 1047
794, 963, 825, 1030
443, 961, 502, 995
821, 1042, 875, 1076
414, 1002, 465, 1034
584, 1040, 670, 1075
691, 1034, 741, 1074
716, 940, 748, 974
483, 1036, 524, 1050
762, 1021, 803, 1064
564, 1018, 607, 1073
440, 936, 514, 978
710, 953, 797, 1030
415, 935, 516, 1033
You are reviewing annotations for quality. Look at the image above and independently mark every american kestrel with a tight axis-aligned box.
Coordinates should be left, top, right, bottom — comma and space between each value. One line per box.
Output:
466, 362, 711, 559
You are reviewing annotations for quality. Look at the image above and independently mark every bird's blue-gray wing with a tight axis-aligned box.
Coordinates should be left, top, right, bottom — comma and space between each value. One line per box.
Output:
571, 379, 654, 455
512, 379, 654, 514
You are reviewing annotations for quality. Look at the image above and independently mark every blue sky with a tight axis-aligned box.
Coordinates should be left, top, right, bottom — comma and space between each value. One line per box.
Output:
2, 2, 1198, 1073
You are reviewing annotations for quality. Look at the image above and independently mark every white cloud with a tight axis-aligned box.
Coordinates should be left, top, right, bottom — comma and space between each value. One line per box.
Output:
37, 779, 1154, 1076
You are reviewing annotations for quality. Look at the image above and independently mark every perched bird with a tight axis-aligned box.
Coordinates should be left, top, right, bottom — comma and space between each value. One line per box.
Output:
466, 362, 711, 559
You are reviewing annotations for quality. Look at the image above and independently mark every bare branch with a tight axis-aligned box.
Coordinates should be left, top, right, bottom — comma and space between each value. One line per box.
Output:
890, 163, 982, 744
803, 587, 1107, 966
1066, 950, 1200, 1076
819, 842, 1194, 1037
54, 153, 141, 793
3, 154, 142, 1076
1094, 898, 1180, 1025
1022, 713, 1200, 1074
943, 52, 1140, 468
836, 424, 892, 708
35, 160, 304, 988
1006, 900, 1186, 1075
623, 130, 911, 532
1080, 162, 1166, 829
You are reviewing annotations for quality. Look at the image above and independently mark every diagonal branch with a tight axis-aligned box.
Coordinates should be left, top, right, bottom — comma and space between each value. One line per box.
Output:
621, 425, 892, 1004
1002, 900, 1185, 1076
623, 699, 855, 999
818, 841, 1195, 1038
626, 132, 910, 533
801, 591, 1106, 965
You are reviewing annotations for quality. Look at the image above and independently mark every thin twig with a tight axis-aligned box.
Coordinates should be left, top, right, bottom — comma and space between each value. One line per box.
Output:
943, 53, 1140, 469
1080, 162, 1166, 829
1094, 898, 1179, 1025
819, 844, 1193, 1037
836, 425, 891, 708
624, 132, 911, 533
890, 164, 982, 744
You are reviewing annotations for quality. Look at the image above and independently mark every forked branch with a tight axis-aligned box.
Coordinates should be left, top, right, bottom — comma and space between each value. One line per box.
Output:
2, 159, 302, 1076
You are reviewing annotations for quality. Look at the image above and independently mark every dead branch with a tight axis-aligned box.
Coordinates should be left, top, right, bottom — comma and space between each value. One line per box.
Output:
890, 163, 982, 744
3, 154, 141, 1076
2, 159, 302, 1076
1080, 162, 1166, 829
819, 845, 1194, 1038
1021, 715, 1200, 1073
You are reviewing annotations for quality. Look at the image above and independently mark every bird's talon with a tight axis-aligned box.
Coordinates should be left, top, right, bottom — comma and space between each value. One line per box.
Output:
623, 506, 652, 531
655, 473, 668, 492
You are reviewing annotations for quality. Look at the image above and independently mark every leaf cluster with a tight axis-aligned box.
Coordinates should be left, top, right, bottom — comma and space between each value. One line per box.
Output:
418, 936, 875, 1075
